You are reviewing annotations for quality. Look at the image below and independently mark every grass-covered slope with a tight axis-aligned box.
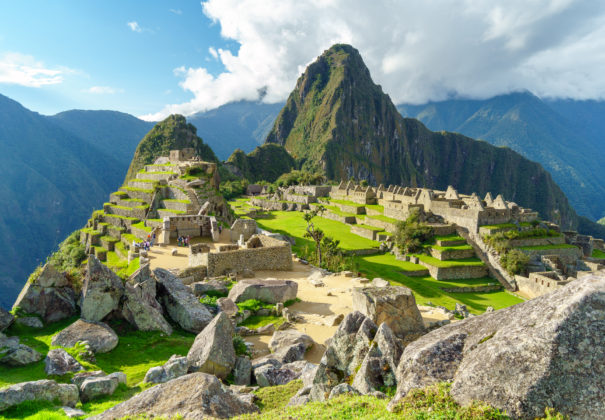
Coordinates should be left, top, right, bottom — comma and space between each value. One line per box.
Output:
125, 114, 217, 182
265, 44, 578, 230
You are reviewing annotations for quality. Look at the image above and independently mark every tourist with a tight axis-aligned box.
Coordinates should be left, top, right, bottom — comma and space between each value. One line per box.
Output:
151, 232, 156, 247
178, 236, 182, 247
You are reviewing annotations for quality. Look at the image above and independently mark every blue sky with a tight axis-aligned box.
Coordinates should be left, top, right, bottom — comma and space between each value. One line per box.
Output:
1, 1, 604, 120
0, 1, 232, 116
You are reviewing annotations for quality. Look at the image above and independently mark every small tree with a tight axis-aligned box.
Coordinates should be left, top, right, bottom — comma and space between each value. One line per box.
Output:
304, 205, 327, 266
394, 211, 433, 254
500, 249, 530, 275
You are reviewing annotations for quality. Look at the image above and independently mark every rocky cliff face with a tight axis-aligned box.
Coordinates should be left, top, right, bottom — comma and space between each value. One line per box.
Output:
266, 44, 577, 228
225, 144, 296, 183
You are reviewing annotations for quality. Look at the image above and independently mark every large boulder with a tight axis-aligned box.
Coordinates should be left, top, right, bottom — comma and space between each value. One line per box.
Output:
154, 268, 213, 333
0, 307, 14, 332
233, 356, 252, 386
44, 349, 83, 376
268, 329, 315, 363
309, 311, 377, 401
80, 376, 119, 403
122, 267, 172, 335
81, 256, 124, 322
352, 286, 424, 338
228, 279, 298, 304
0, 334, 42, 366
190, 280, 229, 297
187, 312, 236, 379
90, 373, 259, 419
0, 380, 78, 411
144, 355, 188, 384
389, 274, 605, 419
51, 319, 118, 353
12, 264, 76, 323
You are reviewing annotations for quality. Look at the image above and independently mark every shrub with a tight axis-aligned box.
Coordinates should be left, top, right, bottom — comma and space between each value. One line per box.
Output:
394, 211, 433, 254
500, 249, 530, 275
233, 335, 250, 357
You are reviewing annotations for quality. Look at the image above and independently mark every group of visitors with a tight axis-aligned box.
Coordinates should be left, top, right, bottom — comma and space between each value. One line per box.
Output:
178, 235, 191, 247
131, 232, 156, 252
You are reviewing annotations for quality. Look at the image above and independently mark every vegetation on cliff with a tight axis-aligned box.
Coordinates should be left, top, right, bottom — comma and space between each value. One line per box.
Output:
265, 44, 578, 230
225, 143, 296, 183
125, 114, 217, 181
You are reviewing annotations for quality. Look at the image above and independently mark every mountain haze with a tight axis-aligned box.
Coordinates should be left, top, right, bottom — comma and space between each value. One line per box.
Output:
397, 93, 605, 221
265, 44, 578, 229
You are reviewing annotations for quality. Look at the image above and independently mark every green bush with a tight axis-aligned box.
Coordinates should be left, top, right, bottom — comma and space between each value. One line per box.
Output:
220, 179, 249, 200
500, 249, 530, 275
394, 211, 433, 254
233, 335, 250, 357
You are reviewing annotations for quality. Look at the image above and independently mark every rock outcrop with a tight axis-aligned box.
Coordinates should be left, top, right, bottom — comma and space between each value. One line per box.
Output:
0, 380, 78, 411
81, 256, 124, 322
144, 355, 188, 384
389, 274, 605, 419
122, 266, 172, 335
0, 307, 14, 332
44, 349, 83, 376
228, 279, 298, 304
80, 376, 119, 403
268, 329, 314, 363
187, 312, 235, 379
352, 286, 424, 338
12, 264, 76, 323
0, 334, 42, 366
51, 319, 118, 353
91, 373, 259, 419
154, 268, 213, 333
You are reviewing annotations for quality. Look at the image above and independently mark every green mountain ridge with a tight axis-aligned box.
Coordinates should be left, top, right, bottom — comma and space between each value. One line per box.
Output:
226, 144, 296, 183
265, 44, 578, 230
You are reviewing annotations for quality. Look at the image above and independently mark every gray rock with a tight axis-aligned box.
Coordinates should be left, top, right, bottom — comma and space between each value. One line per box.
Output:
44, 349, 83, 376
251, 356, 282, 370
12, 264, 76, 324
217, 297, 239, 317
256, 323, 275, 336
80, 376, 118, 402
454, 302, 470, 318
324, 313, 344, 326
273, 342, 307, 364
71, 371, 106, 388
329, 383, 360, 399
0, 307, 14, 331
154, 268, 213, 333
228, 279, 298, 304
107, 372, 127, 385
288, 386, 312, 406
269, 329, 314, 353
0, 380, 78, 411
81, 256, 124, 322
89, 373, 259, 419
187, 312, 235, 379
15, 317, 43, 328
371, 278, 390, 288
233, 356, 252, 386
254, 363, 301, 387
191, 280, 229, 297
485, 306, 495, 313
122, 275, 172, 335
144, 355, 188, 384
389, 274, 605, 419
0, 338, 42, 366
352, 286, 424, 338
51, 319, 118, 353
62, 406, 86, 418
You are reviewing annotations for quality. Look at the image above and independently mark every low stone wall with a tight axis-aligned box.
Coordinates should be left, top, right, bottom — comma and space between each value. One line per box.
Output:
100, 236, 117, 251
120, 188, 154, 203
250, 198, 307, 212
136, 172, 176, 181
364, 217, 397, 233
322, 211, 356, 224
508, 235, 565, 248
283, 193, 316, 205
129, 180, 158, 190
197, 235, 293, 277
189, 244, 210, 268
161, 200, 190, 212
516, 272, 569, 298
103, 214, 140, 229
131, 225, 152, 240
292, 185, 331, 197
365, 208, 383, 216
429, 247, 476, 261
428, 224, 456, 236
104, 204, 146, 220
419, 262, 488, 280
230, 219, 257, 242
519, 246, 582, 265
162, 186, 190, 201
336, 203, 366, 215
440, 284, 502, 293
350, 225, 379, 241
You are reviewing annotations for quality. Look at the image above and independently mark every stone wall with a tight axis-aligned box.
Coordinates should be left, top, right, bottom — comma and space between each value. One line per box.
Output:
508, 235, 566, 248
516, 272, 569, 298
164, 215, 213, 239
322, 211, 357, 224
417, 261, 488, 280
198, 235, 292, 277
350, 225, 379, 241
519, 246, 583, 265
335, 202, 366, 215
429, 247, 476, 260
136, 172, 176, 181
292, 185, 331, 197
440, 285, 502, 293
189, 244, 210, 268
230, 219, 257, 242
363, 217, 397, 233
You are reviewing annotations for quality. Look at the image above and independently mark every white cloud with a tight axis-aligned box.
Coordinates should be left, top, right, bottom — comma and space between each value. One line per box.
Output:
169, 9, 182, 15
83, 86, 123, 94
127, 21, 142, 33
141, 0, 605, 120
208, 47, 218, 60
0, 52, 66, 87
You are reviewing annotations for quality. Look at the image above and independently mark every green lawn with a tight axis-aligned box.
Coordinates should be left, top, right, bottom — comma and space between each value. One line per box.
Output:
593, 249, 605, 258
434, 234, 465, 242
353, 224, 385, 232
414, 254, 485, 268
253, 211, 380, 252
430, 244, 473, 252
364, 204, 384, 212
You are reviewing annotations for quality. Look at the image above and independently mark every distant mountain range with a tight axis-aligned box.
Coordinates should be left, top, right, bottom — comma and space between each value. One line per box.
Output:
397, 93, 605, 221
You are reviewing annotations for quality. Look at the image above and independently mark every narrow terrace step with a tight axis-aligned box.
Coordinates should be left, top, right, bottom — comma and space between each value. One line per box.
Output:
136, 171, 178, 181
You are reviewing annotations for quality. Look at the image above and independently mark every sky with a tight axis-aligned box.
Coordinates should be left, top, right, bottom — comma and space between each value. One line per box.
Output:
1, 0, 605, 120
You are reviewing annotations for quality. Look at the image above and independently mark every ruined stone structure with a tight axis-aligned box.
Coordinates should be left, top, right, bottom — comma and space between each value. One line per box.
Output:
331, 181, 376, 204
190, 234, 292, 277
